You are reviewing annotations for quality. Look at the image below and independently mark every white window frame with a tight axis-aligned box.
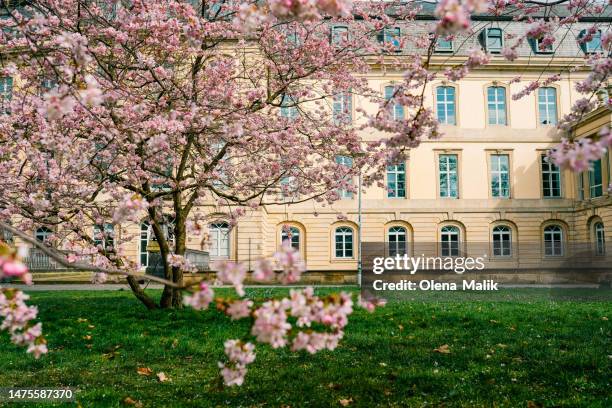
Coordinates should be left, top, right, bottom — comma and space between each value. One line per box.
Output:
440, 226, 460, 257
388, 226, 407, 257
487, 86, 507, 125
538, 87, 557, 125
436, 86, 456, 125
492, 225, 512, 257
439, 154, 459, 198
594, 222, 605, 256
544, 225, 564, 257
384, 85, 404, 120
541, 155, 561, 198
387, 163, 406, 198
334, 226, 354, 258
210, 221, 230, 258
336, 155, 354, 199
490, 154, 510, 198
333, 92, 352, 125
281, 226, 300, 250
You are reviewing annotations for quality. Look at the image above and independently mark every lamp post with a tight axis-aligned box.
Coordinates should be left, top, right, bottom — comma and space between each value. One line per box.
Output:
357, 168, 362, 287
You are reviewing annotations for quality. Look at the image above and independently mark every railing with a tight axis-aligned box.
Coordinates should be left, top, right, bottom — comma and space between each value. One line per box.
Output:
23, 248, 95, 272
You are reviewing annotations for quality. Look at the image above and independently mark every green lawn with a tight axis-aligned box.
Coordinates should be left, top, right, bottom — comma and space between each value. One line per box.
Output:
0, 288, 610, 407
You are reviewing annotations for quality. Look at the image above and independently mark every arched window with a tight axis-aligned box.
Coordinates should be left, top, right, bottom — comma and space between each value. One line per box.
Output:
388, 226, 407, 257
544, 225, 564, 256
335, 226, 354, 258
594, 222, 605, 256
440, 226, 460, 257
139, 219, 175, 267
93, 223, 115, 252
210, 221, 230, 258
492, 225, 512, 257
281, 226, 300, 250
35, 226, 52, 243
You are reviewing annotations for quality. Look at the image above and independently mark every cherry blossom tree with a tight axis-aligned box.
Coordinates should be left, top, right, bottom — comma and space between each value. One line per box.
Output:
0, 0, 610, 386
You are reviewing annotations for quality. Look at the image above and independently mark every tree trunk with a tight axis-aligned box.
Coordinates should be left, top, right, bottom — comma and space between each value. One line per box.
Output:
126, 276, 158, 310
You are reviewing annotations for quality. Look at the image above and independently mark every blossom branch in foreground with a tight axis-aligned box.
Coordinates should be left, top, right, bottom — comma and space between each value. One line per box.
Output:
0, 242, 47, 358
186, 245, 384, 386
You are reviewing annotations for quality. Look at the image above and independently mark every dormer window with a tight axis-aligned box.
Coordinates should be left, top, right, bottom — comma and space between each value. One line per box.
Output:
331, 26, 349, 45
481, 28, 503, 54
378, 27, 401, 52
578, 30, 603, 54
435, 36, 453, 53
531, 37, 553, 54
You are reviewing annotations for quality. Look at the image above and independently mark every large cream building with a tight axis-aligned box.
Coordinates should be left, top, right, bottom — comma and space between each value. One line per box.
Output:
12, 5, 612, 282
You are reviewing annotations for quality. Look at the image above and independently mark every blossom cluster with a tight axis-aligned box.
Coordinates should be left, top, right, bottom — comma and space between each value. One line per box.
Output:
0, 289, 47, 358
167, 254, 197, 273
183, 282, 214, 311
549, 127, 612, 172
218, 339, 256, 386
112, 194, 149, 223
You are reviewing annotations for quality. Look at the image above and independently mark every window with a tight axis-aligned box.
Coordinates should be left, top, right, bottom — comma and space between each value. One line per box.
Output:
388, 226, 407, 257
333, 92, 352, 125
487, 86, 507, 125
534, 37, 553, 53
482, 28, 503, 53
436, 86, 456, 125
35, 227, 52, 243
0, 77, 12, 114
490, 154, 510, 198
440, 226, 460, 257
281, 226, 300, 250
335, 226, 354, 258
387, 163, 406, 198
210, 221, 230, 258
589, 159, 603, 198
93, 223, 115, 251
140, 222, 150, 267
331, 26, 349, 45
384, 85, 404, 120
538, 87, 557, 125
378, 27, 401, 51
541, 155, 561, 198
280, 94, 298, 119
336, 155, 353, 199
577, 172, 585, 200
594, 222, 605, 256
439, 154, 458, 198
492, 225, 512, 257
435, 36, 453, 52
579, 30, 603, 54
543, 225, 564, 257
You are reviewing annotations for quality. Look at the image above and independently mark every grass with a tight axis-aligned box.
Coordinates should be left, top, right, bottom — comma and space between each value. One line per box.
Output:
0, 288, 610, 407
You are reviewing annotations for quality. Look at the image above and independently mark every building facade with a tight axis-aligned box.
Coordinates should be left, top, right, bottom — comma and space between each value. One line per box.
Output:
9, 6, 612, 281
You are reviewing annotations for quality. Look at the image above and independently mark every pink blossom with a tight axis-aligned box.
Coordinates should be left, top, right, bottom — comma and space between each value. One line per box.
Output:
218, 339, 256, 386
273, 242, 306, 284
0, 289, 46, 358
183, 282, 214, 310
252, 257, 275, 282
225, 299, 253, 320
112, 194, 148, 223
215, 261, 247, 297
167, 254, 196, 273
251, 300, 291, 348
